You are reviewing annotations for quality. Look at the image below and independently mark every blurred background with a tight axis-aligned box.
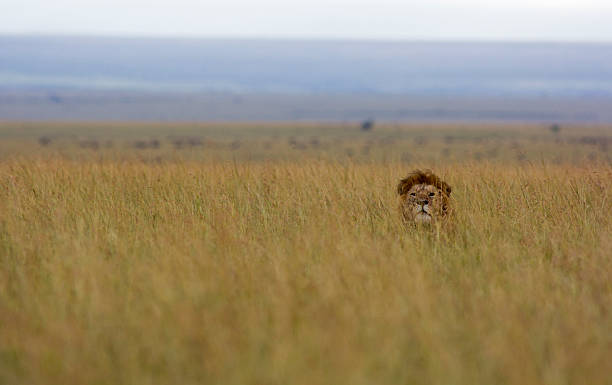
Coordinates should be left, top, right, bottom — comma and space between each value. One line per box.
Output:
1, 0, 611, 122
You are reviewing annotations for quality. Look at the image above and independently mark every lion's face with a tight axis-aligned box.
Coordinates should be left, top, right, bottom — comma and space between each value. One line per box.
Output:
397, 170, 451, 224
401, 183, 448, 223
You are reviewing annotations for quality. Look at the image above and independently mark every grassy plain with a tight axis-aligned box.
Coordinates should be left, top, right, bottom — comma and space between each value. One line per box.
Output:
0, 121, 611, 385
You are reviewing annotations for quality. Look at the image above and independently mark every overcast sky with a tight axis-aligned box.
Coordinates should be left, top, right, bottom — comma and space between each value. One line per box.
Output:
2, 0, 611, 41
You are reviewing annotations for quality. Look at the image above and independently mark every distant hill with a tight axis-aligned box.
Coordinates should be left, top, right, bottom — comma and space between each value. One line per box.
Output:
2, 36, 612, 122
2, 36, 612, 96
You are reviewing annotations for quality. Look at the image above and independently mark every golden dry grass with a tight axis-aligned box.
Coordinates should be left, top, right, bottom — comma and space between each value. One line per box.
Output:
0, 122, 611, 384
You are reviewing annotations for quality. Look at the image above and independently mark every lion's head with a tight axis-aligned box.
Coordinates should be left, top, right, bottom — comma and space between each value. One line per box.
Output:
397, 170, 452, 224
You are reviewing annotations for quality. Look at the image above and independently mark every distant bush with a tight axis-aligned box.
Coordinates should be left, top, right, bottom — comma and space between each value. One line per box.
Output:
360, 119, 374, 132
171, 137, 203, 149
133, 139, 161, 150
549, 123, 561, 134
38, 136, 52, 146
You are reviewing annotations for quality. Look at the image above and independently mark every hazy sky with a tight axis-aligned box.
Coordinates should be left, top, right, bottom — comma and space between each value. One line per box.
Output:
2, 0, 611, 41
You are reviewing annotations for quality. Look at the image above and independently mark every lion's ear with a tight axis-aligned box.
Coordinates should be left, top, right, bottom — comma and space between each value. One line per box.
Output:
438, 185, 451, 196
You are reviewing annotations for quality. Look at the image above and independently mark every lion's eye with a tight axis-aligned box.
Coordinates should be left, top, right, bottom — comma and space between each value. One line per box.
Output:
410, 192, 416, 197
429, 192, 435, 197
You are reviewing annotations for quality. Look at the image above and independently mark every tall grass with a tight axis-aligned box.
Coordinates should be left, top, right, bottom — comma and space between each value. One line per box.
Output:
1, 155, 610, 384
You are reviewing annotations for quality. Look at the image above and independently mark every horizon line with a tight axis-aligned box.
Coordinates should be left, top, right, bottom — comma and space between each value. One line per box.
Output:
2, 32, 612, 45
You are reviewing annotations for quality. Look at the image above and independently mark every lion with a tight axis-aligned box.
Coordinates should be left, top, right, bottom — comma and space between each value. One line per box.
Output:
397, 170, 452, 224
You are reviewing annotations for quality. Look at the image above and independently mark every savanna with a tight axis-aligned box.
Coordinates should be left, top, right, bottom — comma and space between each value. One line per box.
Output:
0, 121, 611, 385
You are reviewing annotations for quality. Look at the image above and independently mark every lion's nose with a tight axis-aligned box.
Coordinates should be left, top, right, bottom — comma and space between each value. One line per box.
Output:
421, 199, 429, 205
